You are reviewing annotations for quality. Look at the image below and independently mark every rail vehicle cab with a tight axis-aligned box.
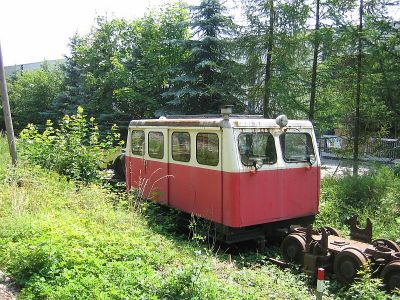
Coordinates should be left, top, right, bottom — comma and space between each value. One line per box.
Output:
125, 111, 320, 242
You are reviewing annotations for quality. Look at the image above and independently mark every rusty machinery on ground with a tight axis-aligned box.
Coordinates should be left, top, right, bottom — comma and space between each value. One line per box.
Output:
280, 216, 400, 292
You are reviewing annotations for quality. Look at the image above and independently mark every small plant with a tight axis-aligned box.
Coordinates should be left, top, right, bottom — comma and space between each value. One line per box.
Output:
335, 264, 390, 300
126, 168, 173, 212
19, 106, 123, 184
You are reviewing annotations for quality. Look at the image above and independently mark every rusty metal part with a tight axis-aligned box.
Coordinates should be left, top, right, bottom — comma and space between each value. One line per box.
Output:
349, 216, 372, 243
304, 225, 329, 255
381, 261, 400, 292
303, 252, 332, 276
372, 239, 400, 253
281, 215, 400, 291
323, 226, 341, 237
333, 247, 368, 285
265, 257, 289, 269
281, 234, 306, 265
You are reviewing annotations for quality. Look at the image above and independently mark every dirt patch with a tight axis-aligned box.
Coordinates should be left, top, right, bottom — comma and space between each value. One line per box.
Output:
0, 271, 17, 300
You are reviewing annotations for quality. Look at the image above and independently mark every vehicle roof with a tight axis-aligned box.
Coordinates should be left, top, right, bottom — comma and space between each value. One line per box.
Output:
129, 116, 313, 129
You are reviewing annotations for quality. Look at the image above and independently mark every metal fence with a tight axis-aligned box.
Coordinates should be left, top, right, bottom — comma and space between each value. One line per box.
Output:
318, 135, 400, 161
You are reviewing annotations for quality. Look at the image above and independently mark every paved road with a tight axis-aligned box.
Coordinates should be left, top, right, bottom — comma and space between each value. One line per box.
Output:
321, 158, 369, 178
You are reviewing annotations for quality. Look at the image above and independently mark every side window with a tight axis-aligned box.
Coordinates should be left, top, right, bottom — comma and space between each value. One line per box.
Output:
131, 130, 145, 156
238, 132, 277, 166
172, 132, 190, 162
280, 133, 314, 162
196, 133, 219, 166
148, 132, 164, 159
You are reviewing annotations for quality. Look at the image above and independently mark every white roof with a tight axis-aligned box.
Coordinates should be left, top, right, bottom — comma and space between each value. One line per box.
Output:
129, 117, 313, 129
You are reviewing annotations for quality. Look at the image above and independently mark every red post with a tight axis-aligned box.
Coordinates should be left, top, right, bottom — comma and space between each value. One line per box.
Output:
316, 268, 325, 300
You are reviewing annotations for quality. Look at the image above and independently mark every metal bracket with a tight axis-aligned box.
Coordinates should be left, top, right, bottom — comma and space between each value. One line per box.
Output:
349, 215, 372, 243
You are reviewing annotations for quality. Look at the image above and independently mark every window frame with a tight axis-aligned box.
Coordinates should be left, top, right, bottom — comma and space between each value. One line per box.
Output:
131, 130, 145, 156
148, 131, 164, 159
196, 132, 219, 166
171, 131, 191, 162
237, 132, 277, 167
279, 132, 315, 163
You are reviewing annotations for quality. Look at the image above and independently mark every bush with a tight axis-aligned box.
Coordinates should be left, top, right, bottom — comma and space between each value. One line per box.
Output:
18, 106, 123, 183
316, 167, 400, 240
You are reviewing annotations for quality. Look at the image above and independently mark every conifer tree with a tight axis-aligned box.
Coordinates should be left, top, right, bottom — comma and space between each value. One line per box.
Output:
162, 0, 243, 115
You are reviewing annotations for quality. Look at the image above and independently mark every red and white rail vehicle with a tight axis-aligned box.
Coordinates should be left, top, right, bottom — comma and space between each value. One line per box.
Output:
124, 108, 320, 245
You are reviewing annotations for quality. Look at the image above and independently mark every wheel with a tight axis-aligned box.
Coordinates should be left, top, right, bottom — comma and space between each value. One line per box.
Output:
381, 261, 400, 292
372, 239, 400, 253
281, 234, 306, 265
323, 226, 341, 237
333, 248, 368, 285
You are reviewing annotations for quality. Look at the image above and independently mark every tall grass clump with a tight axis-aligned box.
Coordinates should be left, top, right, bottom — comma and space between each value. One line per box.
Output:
316, 166, 400, 240
18, 106, 123, 184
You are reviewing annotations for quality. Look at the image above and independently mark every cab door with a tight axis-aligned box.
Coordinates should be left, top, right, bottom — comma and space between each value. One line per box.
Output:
278, 130, 320, 220
127, 129, 146, 193
143, 129, 169, 205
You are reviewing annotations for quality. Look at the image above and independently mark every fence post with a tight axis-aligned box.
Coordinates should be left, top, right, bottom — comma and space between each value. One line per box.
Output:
316, 268, 325, 300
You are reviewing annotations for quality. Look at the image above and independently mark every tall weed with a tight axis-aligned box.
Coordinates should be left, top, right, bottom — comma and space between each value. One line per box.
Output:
18, 106, 123, 184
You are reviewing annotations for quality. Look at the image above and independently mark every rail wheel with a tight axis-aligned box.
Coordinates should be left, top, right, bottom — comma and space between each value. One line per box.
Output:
323, 226, 341, 237
281, 234, 306, 265
333, 248, 368, 285
381, 261, 400, 292
372, 239, 400, 253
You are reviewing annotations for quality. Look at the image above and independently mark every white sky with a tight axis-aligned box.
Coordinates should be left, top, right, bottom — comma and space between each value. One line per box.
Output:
1, 0, 398, 66
0, 0, 199, 66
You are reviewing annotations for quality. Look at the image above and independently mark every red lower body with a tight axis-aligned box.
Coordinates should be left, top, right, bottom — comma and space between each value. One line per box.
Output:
126, 156, 320, 228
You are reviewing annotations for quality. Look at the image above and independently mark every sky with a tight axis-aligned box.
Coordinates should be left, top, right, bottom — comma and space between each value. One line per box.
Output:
1, 0, 398, 66
0, 0, 198, 66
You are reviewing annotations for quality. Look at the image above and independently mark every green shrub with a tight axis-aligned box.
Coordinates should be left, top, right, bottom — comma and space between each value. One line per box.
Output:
18, 106, 123, 183
334, 264, 400, 300
316, 167, 400, 240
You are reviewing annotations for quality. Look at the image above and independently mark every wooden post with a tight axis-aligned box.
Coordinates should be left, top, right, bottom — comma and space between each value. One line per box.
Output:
0, 42, 18, 166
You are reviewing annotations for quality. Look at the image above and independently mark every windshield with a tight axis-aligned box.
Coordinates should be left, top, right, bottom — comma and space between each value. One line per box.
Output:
280, 132, 315, 162
238, 132, 277, 166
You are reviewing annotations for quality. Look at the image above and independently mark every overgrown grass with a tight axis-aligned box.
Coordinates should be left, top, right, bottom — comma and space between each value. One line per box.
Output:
0, 138, 399, 299
316, 165, 400, 241
1, 135, 399, 299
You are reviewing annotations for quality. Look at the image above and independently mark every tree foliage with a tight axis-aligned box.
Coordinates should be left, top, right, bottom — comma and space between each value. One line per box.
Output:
53, 3, 189, 126
2, 0, 399, 145
1, 63, 63, 132
162, 0, 244, 114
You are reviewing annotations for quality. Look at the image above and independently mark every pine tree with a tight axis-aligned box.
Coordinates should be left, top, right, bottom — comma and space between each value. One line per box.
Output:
51, 34, 89, 117
162, 0, 243, 115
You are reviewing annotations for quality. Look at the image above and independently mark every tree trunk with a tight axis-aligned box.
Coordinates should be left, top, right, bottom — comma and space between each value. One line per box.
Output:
309, 0, 320, 122
0, 43, 17, 166
353, 0, 363, 176
263, 0, 274, 118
